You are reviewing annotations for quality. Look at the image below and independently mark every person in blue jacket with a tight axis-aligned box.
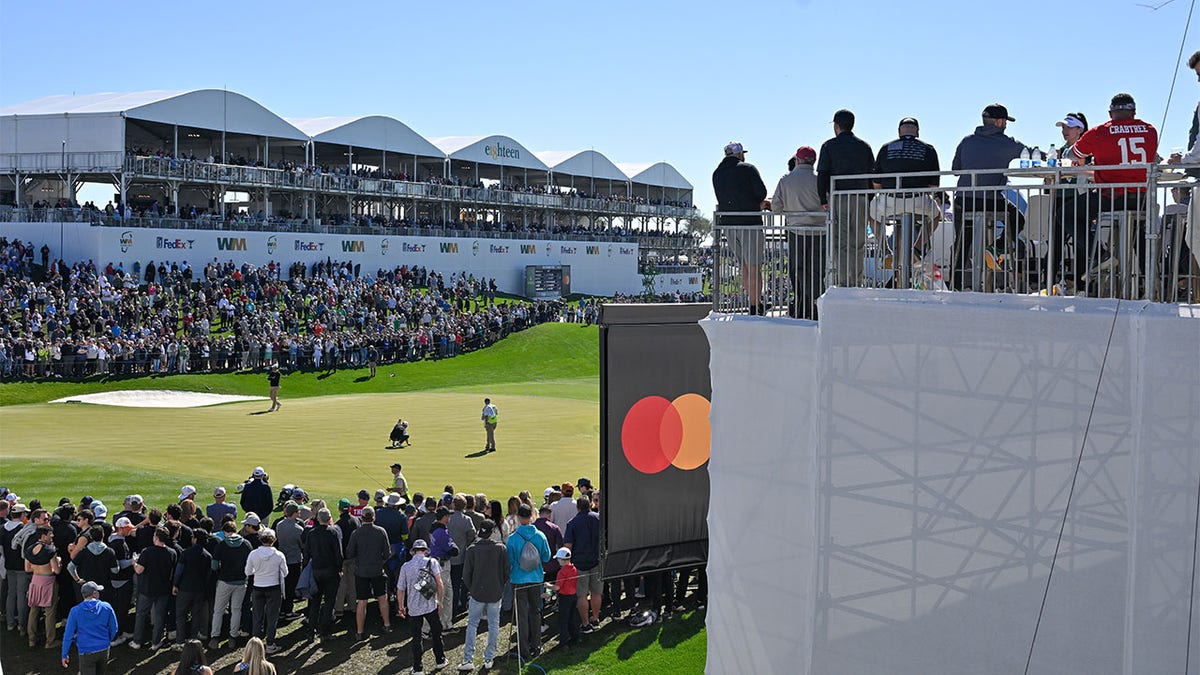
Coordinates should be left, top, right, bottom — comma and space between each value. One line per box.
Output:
62, 580, 118, 673
506, 503, 551, 660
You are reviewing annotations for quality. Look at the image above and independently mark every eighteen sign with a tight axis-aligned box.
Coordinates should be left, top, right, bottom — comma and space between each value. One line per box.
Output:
620, 394, 711, 474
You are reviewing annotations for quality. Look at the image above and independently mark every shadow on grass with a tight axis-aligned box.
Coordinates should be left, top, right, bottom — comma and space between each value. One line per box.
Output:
248, 410, 273, 416
463, 448, 492, 459
354, 375, 372, 383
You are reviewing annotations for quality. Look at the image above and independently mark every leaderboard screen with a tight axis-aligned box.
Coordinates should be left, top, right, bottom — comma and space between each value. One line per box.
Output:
524, 265, 571, 299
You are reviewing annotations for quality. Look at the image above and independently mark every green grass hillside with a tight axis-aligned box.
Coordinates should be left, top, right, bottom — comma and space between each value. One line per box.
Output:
0, 322, 600, 406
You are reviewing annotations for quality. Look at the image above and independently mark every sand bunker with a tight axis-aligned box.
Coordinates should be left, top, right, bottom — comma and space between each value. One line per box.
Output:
51, 389, 268, 408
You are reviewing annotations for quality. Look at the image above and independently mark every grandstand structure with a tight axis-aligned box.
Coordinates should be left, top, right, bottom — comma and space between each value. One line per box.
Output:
0, 89, 697, 244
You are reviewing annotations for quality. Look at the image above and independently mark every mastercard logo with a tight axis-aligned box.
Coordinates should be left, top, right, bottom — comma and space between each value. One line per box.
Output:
621, 394, 711, 474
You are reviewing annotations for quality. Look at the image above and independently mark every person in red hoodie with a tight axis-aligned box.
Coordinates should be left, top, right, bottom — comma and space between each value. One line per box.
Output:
552, 547, 580, 646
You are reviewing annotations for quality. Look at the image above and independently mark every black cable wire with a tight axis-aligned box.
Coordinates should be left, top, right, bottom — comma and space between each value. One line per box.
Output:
1023, 299, 1122, 674
1184, 465, 1200, 673
1159, 0, 1197, 135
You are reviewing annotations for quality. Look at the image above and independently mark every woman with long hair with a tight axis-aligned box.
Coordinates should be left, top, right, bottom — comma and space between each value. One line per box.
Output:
174, 639, 214, 675
234, 637, 276, 675
503, 496, 521, 542
487, 500, 505, 542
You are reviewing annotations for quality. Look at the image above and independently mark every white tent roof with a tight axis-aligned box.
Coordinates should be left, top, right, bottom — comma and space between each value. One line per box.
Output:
430, 135, 549, 172
536, 150, 629, 182
618, 161, 693, 190
287, 115, 443, 158
0, 89, 309, 141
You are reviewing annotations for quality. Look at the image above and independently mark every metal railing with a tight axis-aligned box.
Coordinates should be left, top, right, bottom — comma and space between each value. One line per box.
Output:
0, 206, 697, 246
713, 164, 1199, 315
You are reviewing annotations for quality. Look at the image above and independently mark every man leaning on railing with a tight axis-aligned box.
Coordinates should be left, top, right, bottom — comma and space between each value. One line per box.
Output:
713, 141, 769, 315
817, 109, 874, 288
1065, 93, 1159, 296
769, 146, 824, 319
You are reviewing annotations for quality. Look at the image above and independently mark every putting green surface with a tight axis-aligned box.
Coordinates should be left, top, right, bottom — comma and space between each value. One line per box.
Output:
0, 386, 599, 509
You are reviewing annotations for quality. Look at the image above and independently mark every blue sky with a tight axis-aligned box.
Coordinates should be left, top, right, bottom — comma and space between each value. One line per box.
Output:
1, 0, 1196, 216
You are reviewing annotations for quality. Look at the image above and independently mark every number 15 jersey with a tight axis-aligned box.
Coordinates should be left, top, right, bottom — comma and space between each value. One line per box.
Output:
1072, 118, 1159, 189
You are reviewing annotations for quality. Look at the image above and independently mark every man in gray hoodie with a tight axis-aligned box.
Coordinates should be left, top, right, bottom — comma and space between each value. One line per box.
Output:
208, 521, 252, 649
459, 520, 509, 671
447, 494, 477, 621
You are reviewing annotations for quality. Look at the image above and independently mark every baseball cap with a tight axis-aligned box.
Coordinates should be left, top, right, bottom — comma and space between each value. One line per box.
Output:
555, 547, 572, 560
130, 494, 144, 505
81, 581, 104, 596
4, 493, 17, 503
91, 502, 108, 519
543, 487, 556, 500
374, 489, 386, 501
517, 503, 533, 518
11, 504, 28, 514
242, 513, 261, 526
411, 539, 429, 550
898, 117, 920, 129
252, 467, 266, 477
337, 497, 352, 510
794, 146, 817, 163
723, 141, 746, 156
178, 485, 196, 500
358, 489, 370, 501
478, 520, 495, 537
982, 104, 1016, 122
390, 463, 402, 469
213, 486, 227, 498
1056, 113, 1088, 130
115, 516, 133, 529
576, 477, 593, 489
80, 496, 94, 509
284, 502, 300, 515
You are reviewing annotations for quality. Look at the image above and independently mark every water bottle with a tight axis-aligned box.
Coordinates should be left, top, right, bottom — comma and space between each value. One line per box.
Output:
1029, 147, 1041, 168
1019, 147, 1031, 168
1047, 144, 1058, 167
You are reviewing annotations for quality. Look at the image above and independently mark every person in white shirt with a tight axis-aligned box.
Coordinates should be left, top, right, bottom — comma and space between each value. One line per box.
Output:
243, 528, 288, 654
480, 398, 499, 452
1167, 50, 1200, 273
550, 484, 577, 533
769, 146, 826, 319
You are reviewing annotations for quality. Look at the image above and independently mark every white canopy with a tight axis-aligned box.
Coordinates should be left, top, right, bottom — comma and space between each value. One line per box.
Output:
0, 89, 308, 141
617, 161, 693, 190
537, 150, 629, 182
287, 115, 443, 158
431, 135, 549, 172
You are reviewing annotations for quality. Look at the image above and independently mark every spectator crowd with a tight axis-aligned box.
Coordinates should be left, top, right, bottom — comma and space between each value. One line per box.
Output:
0, 471, 705, 674
0, 238, 571, 380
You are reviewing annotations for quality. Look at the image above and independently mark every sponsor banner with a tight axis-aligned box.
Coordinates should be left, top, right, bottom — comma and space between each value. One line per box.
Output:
0, 222, 641, 296
599, 304, 711, 577
653, 273, 704, 294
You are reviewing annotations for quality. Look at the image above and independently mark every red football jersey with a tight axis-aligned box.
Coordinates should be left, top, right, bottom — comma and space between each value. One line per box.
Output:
1072, 118, 1158, 188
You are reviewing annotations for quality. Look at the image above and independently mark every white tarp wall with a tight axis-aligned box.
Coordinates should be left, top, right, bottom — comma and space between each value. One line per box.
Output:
0, 222, 641, 296
702, 289, 1200, 675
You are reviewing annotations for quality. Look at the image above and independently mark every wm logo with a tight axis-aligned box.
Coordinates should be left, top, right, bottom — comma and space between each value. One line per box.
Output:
440, 242, 459, 253
342, 240, 365, 253
519, 244, 537, 254
217, 237, 247, 251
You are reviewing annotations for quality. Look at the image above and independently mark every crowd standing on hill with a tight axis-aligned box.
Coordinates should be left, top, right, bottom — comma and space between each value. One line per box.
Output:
0, 239, 575, 380
0, 471, 705, 674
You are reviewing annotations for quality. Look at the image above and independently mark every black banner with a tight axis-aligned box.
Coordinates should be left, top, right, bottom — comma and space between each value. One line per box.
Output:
599, 304, 710, 578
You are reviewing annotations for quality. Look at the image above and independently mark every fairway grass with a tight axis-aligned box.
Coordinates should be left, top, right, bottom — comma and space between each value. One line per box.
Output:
0, 388, 599, 509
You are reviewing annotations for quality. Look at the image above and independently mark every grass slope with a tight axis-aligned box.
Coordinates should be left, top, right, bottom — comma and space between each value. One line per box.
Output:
0, 322, 600, 407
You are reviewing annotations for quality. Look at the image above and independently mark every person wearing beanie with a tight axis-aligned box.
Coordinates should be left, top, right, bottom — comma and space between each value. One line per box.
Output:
61, 580, 118, 672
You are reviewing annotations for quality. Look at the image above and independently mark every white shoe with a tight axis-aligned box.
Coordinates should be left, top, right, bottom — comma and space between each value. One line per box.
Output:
266, 643, 280, 654
483, 659, 493, 669
412, 669, 424, 675
436, 660, 449, 669
457, 663, 474, 672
